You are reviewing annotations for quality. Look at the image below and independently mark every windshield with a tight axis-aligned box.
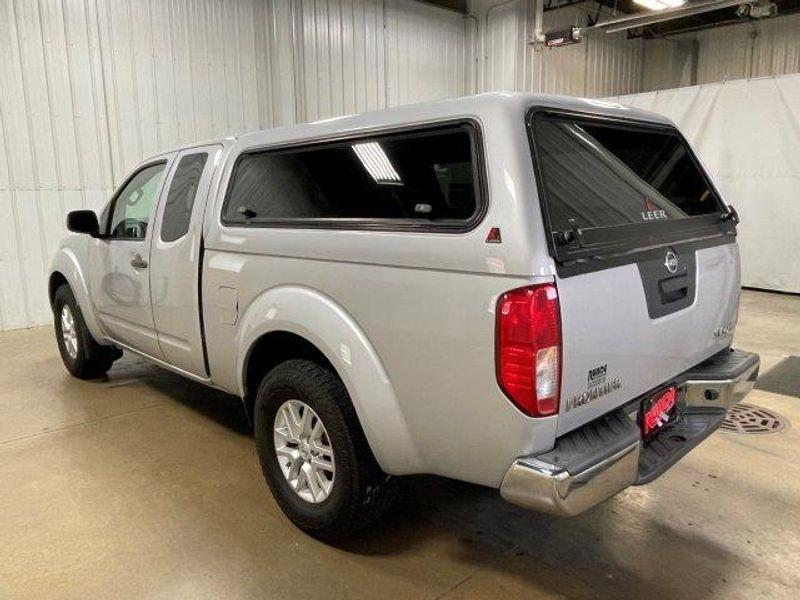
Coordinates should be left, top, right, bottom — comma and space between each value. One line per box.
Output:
531, 114, 723, 235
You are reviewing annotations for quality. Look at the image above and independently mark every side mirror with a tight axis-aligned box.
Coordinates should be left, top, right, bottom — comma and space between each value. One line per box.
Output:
66, 210, 100, 237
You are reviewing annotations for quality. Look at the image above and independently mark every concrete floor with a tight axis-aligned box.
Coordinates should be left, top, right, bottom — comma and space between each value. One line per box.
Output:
0, 289, 798, 599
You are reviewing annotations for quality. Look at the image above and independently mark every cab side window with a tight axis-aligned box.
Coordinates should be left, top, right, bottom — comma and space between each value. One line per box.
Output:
108, 163, 167, 240
161, 153, 209, 242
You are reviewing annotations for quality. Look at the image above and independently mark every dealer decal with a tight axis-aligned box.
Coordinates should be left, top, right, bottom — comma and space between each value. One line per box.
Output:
587, 363, 608, 385
566, 363, 622, 412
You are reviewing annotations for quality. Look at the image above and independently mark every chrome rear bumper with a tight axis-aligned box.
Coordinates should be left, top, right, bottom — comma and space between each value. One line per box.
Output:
500, 442, 640, 517
683, 355, 759, 410
500, 349, 759, 516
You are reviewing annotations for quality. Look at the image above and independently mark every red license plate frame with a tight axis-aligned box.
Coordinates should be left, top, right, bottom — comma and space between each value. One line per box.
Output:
641, 386, 678, 438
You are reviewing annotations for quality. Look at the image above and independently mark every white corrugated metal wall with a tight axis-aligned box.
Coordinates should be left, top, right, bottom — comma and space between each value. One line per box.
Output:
1, 0, 798, 329
642, 12, 800, 91
474, 1, 799, 97
0, 0, 470, 331
474, 0, 644, 97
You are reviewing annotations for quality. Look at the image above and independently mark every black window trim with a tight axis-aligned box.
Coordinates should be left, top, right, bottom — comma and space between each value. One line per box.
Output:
159, 151, 210, 243
219, 119, 488, 234
104, 159, 169, 242
525, 106, 736, 274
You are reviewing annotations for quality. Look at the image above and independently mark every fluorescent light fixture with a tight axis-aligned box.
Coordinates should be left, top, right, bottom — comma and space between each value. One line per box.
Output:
633, 0, 666, 9
352, 142, 402, 185
633, 0, 685, 9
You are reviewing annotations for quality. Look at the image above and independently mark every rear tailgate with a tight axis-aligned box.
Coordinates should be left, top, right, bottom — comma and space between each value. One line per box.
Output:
556, 244, 739, 434
527, 109, 740, 435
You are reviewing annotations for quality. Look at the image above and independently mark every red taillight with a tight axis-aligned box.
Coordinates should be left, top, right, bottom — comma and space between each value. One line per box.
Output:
496, 283, 562, 417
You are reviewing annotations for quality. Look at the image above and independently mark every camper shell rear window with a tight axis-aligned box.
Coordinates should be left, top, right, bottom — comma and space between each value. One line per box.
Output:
528, 109, 734, 268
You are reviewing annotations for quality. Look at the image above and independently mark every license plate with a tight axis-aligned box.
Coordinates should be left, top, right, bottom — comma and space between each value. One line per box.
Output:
641, 386, 678, 437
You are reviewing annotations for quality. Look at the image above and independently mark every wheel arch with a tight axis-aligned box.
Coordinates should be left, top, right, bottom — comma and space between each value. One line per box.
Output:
236, 285, 422, 475
48, 271, 69, 308
242, 330, 334, 422
49, 247, 106, 343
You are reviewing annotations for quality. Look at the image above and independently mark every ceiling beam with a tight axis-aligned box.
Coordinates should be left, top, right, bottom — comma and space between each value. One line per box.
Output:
418, 0, 469, 13
577, 0, 757, 35
640, 0, 800, 36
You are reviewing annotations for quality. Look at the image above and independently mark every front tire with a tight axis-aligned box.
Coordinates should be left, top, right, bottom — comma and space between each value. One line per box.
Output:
53, 284, 121, 379
254, 359, 397, 541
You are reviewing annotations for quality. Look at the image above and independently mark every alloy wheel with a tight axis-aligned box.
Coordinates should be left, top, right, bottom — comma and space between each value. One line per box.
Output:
60, 305, 79, 359
273, 399, 336, 503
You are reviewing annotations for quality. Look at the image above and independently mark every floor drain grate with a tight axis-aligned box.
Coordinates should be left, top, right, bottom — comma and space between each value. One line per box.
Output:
721, 403, 789, 435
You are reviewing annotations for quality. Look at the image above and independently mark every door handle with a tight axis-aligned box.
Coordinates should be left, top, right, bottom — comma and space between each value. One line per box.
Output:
130, 254, 148, 269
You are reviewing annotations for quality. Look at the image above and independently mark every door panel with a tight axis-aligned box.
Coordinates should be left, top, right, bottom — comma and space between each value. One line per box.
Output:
150, 145, 221, 376
89, 161, 171, 357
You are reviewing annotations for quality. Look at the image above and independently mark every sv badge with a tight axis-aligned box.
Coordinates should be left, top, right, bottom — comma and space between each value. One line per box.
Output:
713, 322, 734, 338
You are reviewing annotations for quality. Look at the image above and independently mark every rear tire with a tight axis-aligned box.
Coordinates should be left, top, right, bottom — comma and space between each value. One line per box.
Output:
53, 284, 121, 379
254, 359, 397, 541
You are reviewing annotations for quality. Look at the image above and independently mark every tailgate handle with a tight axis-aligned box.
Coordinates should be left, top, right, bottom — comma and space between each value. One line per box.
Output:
658, 274, 688, 304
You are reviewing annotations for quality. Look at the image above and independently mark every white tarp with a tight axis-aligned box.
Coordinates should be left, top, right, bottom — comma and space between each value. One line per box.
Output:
606, 74, 800, 294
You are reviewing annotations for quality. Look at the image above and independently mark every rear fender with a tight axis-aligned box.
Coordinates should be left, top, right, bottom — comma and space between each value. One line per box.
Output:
236, 285, 422, 475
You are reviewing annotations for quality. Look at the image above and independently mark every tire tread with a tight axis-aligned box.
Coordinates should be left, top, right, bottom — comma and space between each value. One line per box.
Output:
255, 359, 397, 540
53, 284, 120, 379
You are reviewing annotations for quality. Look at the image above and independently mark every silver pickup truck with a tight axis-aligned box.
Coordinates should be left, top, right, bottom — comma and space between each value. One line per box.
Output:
49, 93, 759, 540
